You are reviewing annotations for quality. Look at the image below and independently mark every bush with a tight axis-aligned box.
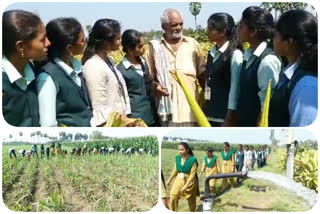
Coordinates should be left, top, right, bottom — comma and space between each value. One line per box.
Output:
276, 146, 318, 192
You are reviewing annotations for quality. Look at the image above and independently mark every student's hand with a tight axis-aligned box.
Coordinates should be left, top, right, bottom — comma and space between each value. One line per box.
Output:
166, 179, 171, 186
156, 84, 169, 96
180, 186, 187, 193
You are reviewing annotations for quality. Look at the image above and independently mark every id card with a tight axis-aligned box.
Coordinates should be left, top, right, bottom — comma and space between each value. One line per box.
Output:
204, 81, 211, 100
179, 173, 184, 179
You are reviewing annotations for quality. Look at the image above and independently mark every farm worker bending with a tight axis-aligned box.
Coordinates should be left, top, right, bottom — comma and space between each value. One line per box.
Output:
9, 148, 17, 158
32, 144, 38, 157
46, 147, 50, 159
40, 144, 45, 157
221, 142, 235, 191
147, 8, 206, 127
166, 142, 199, 211
200, 147, 220, 194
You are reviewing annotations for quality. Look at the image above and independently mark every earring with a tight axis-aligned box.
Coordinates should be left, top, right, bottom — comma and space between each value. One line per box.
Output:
21, 51, 24, 58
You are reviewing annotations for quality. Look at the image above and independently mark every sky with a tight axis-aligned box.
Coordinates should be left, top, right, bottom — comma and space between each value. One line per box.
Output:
165, 129, 317, 144
2, 128, 156, 141
4, 1, 263, 31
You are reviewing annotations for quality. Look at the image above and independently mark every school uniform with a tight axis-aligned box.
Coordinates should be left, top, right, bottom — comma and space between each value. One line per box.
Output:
117, 57, 156, 126
203, 42, 243, 124
237, 41, 281, 126
2, 56, 40, 126
262, 150, 267, 167
235, 150, 244, 172
251, 150, 257, 169
37, 58, 92, 127
201, 156, 220, 194
243, 150, 252, 171
257, 151, 263, 168
169, 155, 199, 212
221, 150, 235, 190
269, 63, 317, 127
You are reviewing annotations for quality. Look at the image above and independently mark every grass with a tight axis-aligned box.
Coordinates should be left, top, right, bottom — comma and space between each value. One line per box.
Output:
162, 148, 312, 212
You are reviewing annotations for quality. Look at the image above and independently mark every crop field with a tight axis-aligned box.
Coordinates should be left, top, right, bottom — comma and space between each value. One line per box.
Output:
161, 148, 315, 212
2, 137, 158, 212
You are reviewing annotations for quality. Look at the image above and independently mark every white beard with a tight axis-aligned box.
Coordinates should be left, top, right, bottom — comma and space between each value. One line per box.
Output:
167, 31, 183, 39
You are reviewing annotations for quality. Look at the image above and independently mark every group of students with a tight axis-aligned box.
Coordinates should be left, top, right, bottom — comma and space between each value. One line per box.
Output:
2, 6, 318, 127
235, 144, 269, 171
2, 10, 159, 127
162, 142, 270, 211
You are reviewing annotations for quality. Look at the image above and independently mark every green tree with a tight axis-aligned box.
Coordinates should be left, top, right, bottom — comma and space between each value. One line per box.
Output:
189, 2, 202, 30
261, 2, 308, 20
91, 131, 104, 140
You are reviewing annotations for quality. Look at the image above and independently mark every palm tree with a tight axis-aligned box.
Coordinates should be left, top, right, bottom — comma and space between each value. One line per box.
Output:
189, 2, 202, 30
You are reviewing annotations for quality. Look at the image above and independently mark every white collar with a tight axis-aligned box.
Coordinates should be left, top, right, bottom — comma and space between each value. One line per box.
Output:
2, 56, 35, 85
122, 56, 145, 70
283, 62, 298, 80
244, 41, 268, 61
53, 57, 82, 76
210, 41, 229, 55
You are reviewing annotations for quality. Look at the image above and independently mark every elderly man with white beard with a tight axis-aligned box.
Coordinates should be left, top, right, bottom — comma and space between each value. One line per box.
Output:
147, 8, 206, 127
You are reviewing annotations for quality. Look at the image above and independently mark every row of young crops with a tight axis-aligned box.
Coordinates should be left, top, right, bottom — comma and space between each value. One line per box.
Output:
2, 136, 159, 212
65, 136, 158, 154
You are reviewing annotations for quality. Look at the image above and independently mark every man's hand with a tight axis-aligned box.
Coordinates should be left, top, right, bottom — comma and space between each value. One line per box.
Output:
156, 83, 169, 96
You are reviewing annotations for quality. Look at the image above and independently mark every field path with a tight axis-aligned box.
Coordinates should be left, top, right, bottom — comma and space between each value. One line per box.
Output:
53, 165, 93, 212
33, 161, 47, 204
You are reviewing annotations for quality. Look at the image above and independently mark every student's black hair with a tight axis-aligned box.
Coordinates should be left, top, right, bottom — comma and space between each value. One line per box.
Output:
179, 142, 194, 156
82, 19, 121, 64
241, 6, 274, 42
121, 29, 143, 53
206, 147, 214, 153
238, 144, 243, 148
121, 29, 147, 72
275, 10, 317, 75
2, 10, 42, 57
224, 142, 230, 148
207, 13, 243, 61
46, 17, 82, 60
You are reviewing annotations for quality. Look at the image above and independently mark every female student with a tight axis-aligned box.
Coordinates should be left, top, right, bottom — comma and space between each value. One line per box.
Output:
166, 142, 199, 211
221, 142, 235, 190
203, 13, 243, 126
82, 19, 130, 126
117, 29, 157, 126
243, 145, 252, 172
237, 6, 282, 127
2, 10, 50, 126
269, 10, 317, 127
200, 147, 220, 194
37, 18, 92, 127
